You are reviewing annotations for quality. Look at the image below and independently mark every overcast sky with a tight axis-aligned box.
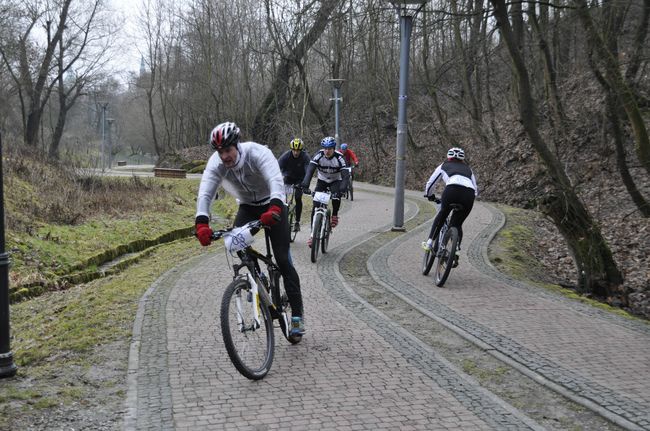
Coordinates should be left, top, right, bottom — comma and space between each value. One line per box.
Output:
109, 0, 143, 81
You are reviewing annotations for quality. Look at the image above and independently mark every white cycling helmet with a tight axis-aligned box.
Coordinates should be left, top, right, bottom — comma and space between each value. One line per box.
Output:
210, 122, 240, 150
447, 147, 465, 160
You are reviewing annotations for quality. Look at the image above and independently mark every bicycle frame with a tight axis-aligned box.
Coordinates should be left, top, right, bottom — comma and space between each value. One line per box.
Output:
214, 222, 291, 337
311, 191, 331, 239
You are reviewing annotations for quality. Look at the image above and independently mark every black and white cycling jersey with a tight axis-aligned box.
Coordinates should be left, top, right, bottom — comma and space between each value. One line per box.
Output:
306, 149, 347, 183
425, 160, 478, 197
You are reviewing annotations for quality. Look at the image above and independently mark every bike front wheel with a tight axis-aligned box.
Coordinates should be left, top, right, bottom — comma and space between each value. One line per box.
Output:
311, 212, 323, 263
288, 206, 298, 243
220, 278, 275, 380
321, 214, 330, 254
349, 180, 354, 201
434, 227, 459, 287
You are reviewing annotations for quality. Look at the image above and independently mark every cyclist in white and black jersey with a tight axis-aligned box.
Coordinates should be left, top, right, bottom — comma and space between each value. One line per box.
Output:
195, 122, 305, 336
300, 136, 349, 247
423, 147, 478, 263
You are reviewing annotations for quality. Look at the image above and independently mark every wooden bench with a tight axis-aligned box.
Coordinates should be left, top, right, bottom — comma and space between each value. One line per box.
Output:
153, 168, 187, 178
117, 160, 127, 166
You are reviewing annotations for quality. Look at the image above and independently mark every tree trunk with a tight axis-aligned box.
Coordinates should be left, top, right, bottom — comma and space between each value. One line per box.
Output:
528, 2, 567, 129
606, 91, 650, 216
490, 0, 623, 296
624, 0, 650, 83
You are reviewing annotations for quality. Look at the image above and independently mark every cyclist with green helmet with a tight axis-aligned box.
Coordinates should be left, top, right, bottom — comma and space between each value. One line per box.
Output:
277, 138, 311, 231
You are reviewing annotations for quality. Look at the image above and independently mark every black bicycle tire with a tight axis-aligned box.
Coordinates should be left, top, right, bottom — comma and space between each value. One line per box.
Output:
422, 246, 435, 275
311, 212, 323, 263
321, 214, 330, 254
349, 180, 354, 201
220, 278, 275, 380
288, 206, 298, 243
434, 227, 459, 287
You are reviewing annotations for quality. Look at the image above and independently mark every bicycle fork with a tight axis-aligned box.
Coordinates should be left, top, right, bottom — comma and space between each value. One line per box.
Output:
239, 274, 275, 332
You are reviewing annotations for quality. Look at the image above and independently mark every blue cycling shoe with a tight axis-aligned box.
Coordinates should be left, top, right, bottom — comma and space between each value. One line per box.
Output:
290, 316, 305, 336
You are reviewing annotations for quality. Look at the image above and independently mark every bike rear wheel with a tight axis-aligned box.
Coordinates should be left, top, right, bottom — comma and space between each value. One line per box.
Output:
434, 227, 459, 287
220, 278, 275, 380
311, 212, 323, 263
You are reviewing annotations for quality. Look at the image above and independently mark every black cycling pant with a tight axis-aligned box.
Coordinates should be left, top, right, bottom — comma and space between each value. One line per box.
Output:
235, 203, 303, 318
428, 185, 475, 249
310, 179, 343, 225
293, 187, 304, 222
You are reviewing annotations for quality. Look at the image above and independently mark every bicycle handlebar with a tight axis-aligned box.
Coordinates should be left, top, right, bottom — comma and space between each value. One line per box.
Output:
210, 220, 264, 241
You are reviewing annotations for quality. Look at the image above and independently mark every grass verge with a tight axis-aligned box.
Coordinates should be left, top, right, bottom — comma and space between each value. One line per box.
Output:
489, 203, 643, 321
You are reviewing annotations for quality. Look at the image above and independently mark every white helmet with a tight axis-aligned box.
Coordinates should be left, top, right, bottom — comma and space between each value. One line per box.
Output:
447, 147, 465, 160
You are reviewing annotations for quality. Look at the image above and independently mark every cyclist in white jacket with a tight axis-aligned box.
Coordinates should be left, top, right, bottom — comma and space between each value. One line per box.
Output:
195, 122, 305, 336
423, 147, 478, 264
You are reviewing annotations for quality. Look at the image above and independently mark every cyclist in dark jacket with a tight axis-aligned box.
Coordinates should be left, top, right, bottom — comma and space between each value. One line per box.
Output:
277, 138, 311, 231
422, 147, 478, 264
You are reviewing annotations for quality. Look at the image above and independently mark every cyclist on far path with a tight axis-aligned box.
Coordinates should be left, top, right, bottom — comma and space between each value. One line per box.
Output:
301, 136, 349, 248
340, 143, 359, 168
422, 147, 478, 266
277, 138, 311, 232
195, 122, 305, 336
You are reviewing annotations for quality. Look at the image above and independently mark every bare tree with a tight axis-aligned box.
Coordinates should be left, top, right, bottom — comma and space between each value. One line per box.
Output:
49, 0, 113, 159
490, 0, 623, 296
0, 0, 72, 149
572, 0, 650, 176
252, 0, 341, 146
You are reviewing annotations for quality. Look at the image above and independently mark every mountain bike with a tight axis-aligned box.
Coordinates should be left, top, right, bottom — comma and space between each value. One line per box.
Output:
211, 220, 301, 380
285, 184, 301, 243
422, 198, 463, 287
308, 190, 332, 263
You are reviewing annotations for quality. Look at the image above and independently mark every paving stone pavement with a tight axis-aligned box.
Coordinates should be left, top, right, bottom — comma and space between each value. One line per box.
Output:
125, 183, 650, 431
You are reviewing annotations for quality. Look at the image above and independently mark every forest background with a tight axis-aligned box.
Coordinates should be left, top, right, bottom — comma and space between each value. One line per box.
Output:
0, 0, 648, 317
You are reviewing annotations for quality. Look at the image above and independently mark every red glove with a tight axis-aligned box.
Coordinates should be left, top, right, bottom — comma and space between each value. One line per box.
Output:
195, 223, 213, 246
260, 205, 282, 226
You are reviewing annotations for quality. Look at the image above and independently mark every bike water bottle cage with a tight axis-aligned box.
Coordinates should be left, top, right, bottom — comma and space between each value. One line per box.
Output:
320, 137, 336, 148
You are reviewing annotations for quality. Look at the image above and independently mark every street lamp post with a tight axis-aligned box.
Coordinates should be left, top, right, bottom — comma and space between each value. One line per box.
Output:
100, 103, 109, 172
327, 78, 345, 145
389, 0, 427, 232
106, 118, 115, 169
0, 131, 17, 378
